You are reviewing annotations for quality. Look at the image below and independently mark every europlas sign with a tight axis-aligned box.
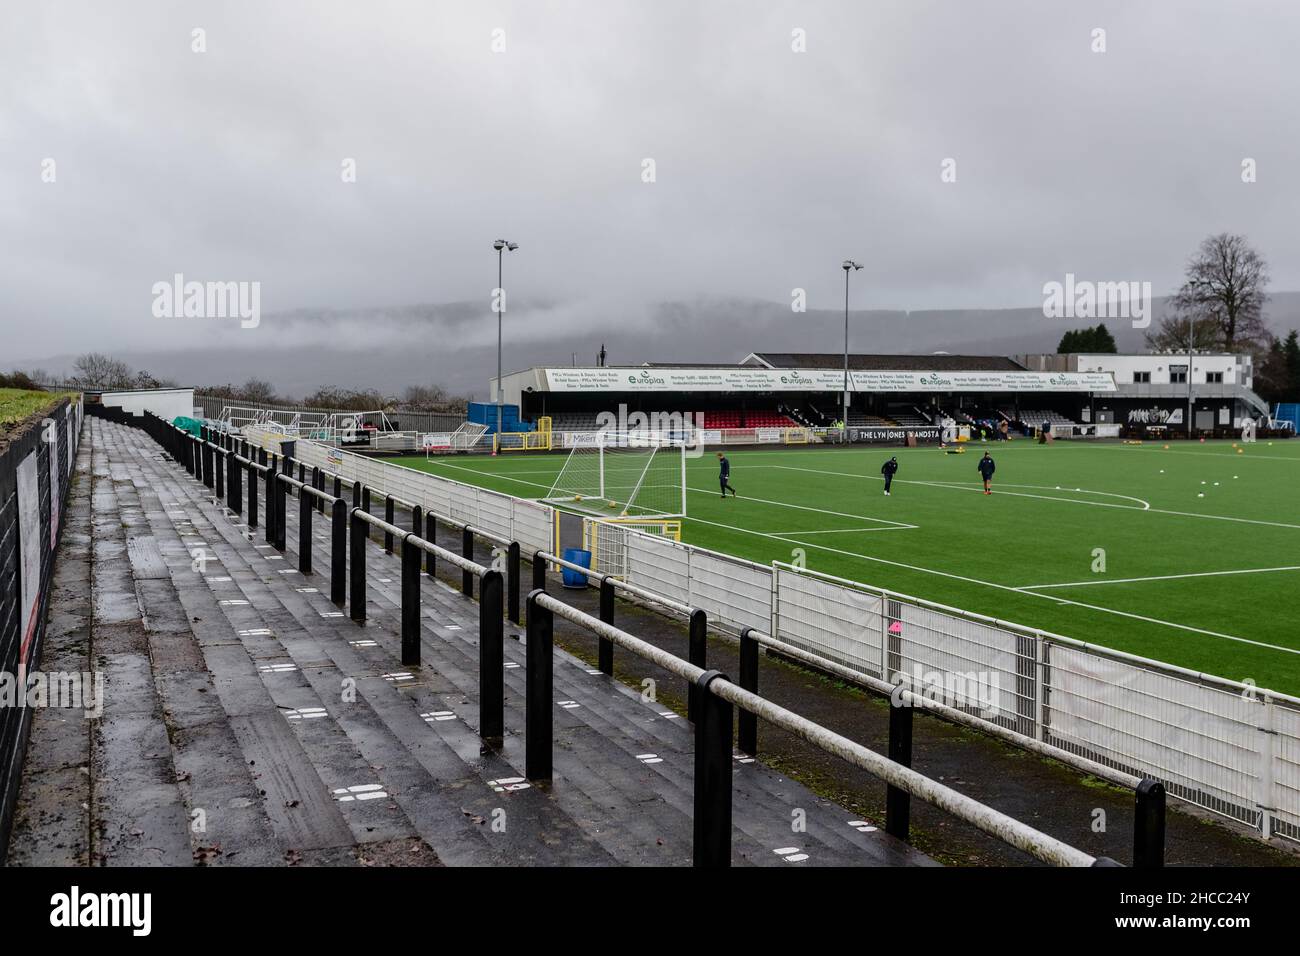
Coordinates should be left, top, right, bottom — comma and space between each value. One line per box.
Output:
542, 368, 1115, 393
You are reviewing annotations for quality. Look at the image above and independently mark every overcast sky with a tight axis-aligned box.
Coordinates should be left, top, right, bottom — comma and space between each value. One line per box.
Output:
3, 0, 1298, 368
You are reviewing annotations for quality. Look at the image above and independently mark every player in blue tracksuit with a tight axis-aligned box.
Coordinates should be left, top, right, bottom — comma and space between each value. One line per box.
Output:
717, 452, 737, 498
880, 456, 898, 495
977, 452, 995, 495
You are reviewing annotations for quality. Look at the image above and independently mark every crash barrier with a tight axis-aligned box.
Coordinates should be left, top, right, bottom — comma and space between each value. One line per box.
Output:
525, 590, 1112, 867
0, 394, 82, 861
289, 434, 1300, 845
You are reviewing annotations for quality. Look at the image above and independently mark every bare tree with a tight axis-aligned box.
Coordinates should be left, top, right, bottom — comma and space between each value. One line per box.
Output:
1151, 233, 1271, 354
72, 353, 134, 389
1142, 315, 1227, 353
241, 378, 277, 404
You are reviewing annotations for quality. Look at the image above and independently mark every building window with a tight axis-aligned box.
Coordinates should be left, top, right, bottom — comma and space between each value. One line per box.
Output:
1133, 371, 1151, 383
1170, 370, 1187, 384
1206, 371, 1224, 384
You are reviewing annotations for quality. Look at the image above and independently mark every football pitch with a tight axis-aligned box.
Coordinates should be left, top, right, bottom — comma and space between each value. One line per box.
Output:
394, 439, 1300, 697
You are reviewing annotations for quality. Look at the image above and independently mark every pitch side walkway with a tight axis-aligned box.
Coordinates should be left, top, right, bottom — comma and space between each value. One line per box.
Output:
7, 417, 932, 867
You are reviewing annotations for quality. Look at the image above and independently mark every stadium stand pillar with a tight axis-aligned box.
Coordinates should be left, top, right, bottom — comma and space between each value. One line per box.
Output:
298, 483, 313, 574
461, 527, 474, 597
401, 534, 421, 666
525, 589, 553, 780
507, 541, 521, 625
384, 495, 396, 554
330, 499, 347, 605
480, 570, 505, 743
886, 701, 914, 842
598, 577, 615, 675
1133, 779, 1166, 868
693, 670, 733, 868
349, 510, 367, 623
424, 512, 437, 578
687, 609, 708, 722
737, 628, 759, 757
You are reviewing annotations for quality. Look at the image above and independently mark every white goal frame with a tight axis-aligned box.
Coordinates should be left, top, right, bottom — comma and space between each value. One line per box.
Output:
543, 431, 688, 518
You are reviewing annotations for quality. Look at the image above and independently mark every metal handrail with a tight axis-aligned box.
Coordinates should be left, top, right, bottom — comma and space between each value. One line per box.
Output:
533, 592, 1100, 868
744, 626, 1143, 791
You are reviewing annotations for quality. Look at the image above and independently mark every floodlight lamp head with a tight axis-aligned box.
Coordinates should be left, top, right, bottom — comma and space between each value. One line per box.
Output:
842, 259, 862, 271
493, 240, 506, 250
507, 242, 518, 251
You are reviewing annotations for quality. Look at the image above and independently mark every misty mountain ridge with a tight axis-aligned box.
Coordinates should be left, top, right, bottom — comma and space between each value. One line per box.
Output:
27, 293, 1300, 400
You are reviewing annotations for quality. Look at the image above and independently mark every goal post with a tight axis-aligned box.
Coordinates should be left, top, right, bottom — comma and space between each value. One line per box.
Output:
544, 431, 687, 518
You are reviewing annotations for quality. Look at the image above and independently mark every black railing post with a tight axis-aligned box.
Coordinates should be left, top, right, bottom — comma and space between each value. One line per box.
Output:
384, 495, 396, 554
332, 474, 341, 503
424, 512, 437, 578
693, 670, 733, 868
885, 699, 914, 842
598, 577, 615, 675
299, 483, 312, 574
274, 474, 287, 552
1133, 778, 1166, 868
532, 551, 546, 592
214, 448, 224, 501
247, 462, 258, 528
203, 441, 214, 489
258, 447, 267, 467
507, 541, 520, 625
525, 589, 553, 781
738, 628, 758, 756
313, 467, 324, 514
360, 486, 371, 540
350, 510, 367, 622
687, 609, 708, 722
352, 480, 361, 509
264, 466, 276, 544
480, 570, 504, 742
229, 452, 242, 514
461, 527, 474, 597
411, 504, 422, 543
330, 498, 347, 605
401, 534, 421, 666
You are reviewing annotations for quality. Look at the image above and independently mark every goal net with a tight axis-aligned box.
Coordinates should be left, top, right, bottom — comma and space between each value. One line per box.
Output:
544, 431, 687, 518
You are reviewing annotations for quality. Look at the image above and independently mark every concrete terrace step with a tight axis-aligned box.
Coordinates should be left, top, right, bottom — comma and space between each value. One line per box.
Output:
11, 418, 935, 868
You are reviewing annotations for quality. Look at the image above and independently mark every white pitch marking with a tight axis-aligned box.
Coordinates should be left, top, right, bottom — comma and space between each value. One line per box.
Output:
1020, 565, 1300, 590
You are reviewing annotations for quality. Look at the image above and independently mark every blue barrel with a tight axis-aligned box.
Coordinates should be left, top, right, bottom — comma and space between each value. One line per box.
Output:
561, 548, 592, 588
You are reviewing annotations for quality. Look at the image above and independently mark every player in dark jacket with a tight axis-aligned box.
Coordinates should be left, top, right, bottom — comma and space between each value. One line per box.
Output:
977, 452, 995, 495
880, 456, 898, 495
717, 452, 737, 498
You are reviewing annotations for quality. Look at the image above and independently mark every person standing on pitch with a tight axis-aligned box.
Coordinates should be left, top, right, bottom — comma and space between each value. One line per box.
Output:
881, 456, 899, 496
717, 452, 737, 498
977, 451, 996, 495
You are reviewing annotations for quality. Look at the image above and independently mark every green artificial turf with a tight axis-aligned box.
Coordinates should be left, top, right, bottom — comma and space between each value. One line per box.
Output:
393, 438, 1300, 696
